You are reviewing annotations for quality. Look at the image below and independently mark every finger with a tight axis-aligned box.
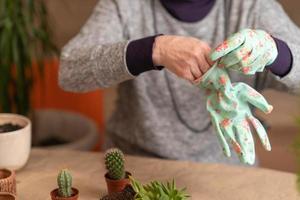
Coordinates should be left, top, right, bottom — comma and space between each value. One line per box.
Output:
197, 55, 210, 74
234, 123, 255, 165
247, 115, 271, 151
210, 32, 245, 61
208, 108, 231, 157
218, 41, 253, 68
219, 118, 242, 155
190, 64, 203, 80
235, 83, 273, 114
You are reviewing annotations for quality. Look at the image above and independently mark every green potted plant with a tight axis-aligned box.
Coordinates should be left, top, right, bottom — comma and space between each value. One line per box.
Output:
50, 169, 79, 200
104, 148, 131, 194
0, 0, 57, 116
101, 177, 189, 200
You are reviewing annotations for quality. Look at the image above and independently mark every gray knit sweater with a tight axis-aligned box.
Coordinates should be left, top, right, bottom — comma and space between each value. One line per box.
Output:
59, 0, 300, 164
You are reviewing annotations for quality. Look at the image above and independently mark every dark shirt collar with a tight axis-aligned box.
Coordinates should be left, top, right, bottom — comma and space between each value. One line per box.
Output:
160, 0, 216, 23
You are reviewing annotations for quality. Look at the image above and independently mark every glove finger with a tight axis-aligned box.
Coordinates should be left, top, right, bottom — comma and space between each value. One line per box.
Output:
218, 39, 253, 68
210, 32, 245, 61
229, 53, 267, 75
208, 108, 231, 157
234, 123, 256, 165
248, 115, 271, 151
219, 119, 242, 157
236, 83, 273, 114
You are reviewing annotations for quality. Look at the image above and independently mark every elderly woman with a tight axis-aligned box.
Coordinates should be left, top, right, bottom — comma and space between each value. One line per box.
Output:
59, 0, 300, 164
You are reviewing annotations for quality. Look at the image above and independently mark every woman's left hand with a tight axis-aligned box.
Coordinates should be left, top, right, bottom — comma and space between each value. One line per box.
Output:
210, 29, 278, 75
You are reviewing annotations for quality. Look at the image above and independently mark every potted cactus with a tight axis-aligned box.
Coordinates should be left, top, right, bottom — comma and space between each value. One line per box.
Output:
50, 169, 79, 200
104, 148, 131, 194
101, 177, 189, 200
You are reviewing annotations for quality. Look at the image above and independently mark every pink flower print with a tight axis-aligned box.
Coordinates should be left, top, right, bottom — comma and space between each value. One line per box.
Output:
248, 89, 260, 97
218, 75, 227, 86
231, 140, 242, 154
242, 51, 251, 61
232, 102, 237, 109
259, 41, 264, 48
217, 62, 226, 68
217, 91, 223, 102
241, 119, 250, 131
248, 30, 256, 38
242, 66, 250, 74
207, 99, 212, 106
221, 118, 231, 127
215, 41, 228, 52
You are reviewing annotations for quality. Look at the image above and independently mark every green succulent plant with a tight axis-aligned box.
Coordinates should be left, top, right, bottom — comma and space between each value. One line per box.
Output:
130, 177, 189, 200
57, 169, 73, 198
105, 148, 126, 180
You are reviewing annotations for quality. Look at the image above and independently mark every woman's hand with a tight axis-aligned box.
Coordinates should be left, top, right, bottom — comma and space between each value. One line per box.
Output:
152, 35, 213, 83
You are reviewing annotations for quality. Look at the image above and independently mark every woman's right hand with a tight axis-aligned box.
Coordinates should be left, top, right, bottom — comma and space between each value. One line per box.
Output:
152, 35, 213, 83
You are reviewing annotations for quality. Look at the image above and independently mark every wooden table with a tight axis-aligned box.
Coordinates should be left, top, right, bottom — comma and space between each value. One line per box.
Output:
17, 148, 299, 200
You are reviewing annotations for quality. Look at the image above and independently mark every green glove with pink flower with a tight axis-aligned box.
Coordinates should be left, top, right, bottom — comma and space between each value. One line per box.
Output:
210, 29, 278, 75
200, 64, 273, 164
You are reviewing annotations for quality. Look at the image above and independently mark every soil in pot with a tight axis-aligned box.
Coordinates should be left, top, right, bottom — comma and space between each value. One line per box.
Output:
38, 136, 68, 146
0, 123, 22, 133
105, 172, 131, 194
101, 185, 135, 200
50, 188, 79, 200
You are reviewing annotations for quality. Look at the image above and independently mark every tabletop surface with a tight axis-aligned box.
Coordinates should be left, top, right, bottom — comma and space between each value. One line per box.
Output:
16, 148, 299, 200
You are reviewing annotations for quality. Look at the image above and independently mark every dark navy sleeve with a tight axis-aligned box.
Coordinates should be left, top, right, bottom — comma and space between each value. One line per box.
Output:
267, 37, 293, 78
126, 35, 164, 76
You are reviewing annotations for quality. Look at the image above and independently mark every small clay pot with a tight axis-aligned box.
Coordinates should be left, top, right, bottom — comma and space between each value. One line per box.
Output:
105, 172, 131, 194
50, 188, 79, 200
0, 192, 16, 200
0, 169, 16, 195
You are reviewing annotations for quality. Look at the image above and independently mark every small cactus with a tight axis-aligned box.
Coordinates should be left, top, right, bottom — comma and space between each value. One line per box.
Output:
105, 148, 125, 180
57, 169, 73, 197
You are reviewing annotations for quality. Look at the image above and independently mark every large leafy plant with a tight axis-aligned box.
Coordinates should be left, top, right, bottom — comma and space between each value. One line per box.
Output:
0, 0, 57, 115
130, 177, 189, 200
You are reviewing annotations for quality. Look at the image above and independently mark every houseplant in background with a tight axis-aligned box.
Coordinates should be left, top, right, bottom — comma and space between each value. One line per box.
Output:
50, 169, 79, 200
0, 0, 99, 152
0, 0, 57, 116
0, 0, 55, 169
104, 148, 131, 194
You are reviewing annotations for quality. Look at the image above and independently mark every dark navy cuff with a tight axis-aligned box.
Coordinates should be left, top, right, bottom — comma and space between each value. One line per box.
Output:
267, 37, 293, 78
126, 35, 163, 76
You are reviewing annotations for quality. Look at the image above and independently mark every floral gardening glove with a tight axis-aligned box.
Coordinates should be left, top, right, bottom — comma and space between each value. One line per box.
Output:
200, 64, 273, 164
210, 29, 278, 75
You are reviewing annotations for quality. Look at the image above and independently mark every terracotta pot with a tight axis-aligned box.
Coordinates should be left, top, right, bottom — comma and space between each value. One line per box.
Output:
50, 188, 79, 200
0, 169, 16, 195
0, 192, 16, 200
0, 113, 31, 170
105, 172, 131, 194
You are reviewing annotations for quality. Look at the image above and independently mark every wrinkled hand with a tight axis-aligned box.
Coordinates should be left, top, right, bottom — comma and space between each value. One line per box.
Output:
210, 29, 278, 75
152, 35, 213, 83
201, 64, 273, 164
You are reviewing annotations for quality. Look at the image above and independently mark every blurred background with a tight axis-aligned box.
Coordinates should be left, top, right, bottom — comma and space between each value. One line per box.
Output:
1, 0, 300, 173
